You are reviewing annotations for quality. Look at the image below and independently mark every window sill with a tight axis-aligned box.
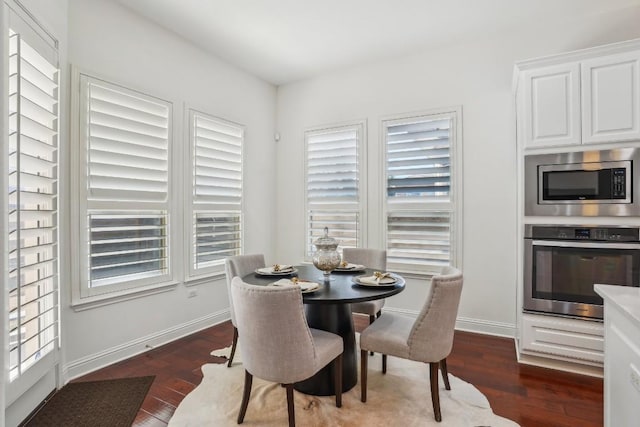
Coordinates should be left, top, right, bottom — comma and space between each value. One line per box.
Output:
71, 281, 179, 312
184, 271, 226, 287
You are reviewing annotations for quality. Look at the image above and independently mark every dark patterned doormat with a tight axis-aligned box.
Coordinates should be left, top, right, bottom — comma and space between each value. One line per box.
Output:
24, 376, 154, 427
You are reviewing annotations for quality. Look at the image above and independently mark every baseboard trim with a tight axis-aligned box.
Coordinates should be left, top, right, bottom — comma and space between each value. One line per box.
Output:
455, 316, 516, 338
62, 310, 230, 382
383, 308, 516, 338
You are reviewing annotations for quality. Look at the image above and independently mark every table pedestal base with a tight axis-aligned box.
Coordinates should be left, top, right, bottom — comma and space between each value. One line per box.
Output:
294, 303, 356, 396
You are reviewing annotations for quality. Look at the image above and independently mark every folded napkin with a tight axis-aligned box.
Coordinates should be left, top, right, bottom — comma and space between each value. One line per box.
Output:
336, 262, 365, 270
270, 278, 319, 292
257, 264, 293, 274
359, 271, 396, 285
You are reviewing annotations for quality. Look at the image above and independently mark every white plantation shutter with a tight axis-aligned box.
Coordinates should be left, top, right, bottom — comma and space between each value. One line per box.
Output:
89, 213, 168, 287
385, 113, 457, 274
7, 26, 59, 382
190, 111, 243, 271
306, 125, 361, 256
193, 112, 242, 205
79, 74, 172, 292
84, 77, 170, 201
387, 118, 451, 200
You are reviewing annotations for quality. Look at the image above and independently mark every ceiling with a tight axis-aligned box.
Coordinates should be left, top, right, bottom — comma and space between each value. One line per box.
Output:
115, 0, 639, 85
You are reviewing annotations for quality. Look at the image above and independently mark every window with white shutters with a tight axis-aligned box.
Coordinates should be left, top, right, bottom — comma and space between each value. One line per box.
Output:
189, 110, 243, 275
77, 74, 172, 296
305, 123, 363, 256
384, 111, 460, 274
7, 25, 59, 382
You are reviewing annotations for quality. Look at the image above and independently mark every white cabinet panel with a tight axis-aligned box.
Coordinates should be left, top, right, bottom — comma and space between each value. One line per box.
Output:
582, 51, 640, 144
521, 313, 604, 363
605, 314, 640, 427
523, 63, 581, 148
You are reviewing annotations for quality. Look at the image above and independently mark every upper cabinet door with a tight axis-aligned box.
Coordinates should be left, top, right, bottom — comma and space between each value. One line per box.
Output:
582, 51, 640, 144
523, 63, 581, 148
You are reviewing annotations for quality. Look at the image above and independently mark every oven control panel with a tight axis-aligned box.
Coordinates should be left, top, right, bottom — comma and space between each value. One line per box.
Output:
528, 226, 640, 242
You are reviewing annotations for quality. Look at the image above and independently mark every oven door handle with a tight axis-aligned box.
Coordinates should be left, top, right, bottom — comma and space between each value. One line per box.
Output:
531, 240, 640, 250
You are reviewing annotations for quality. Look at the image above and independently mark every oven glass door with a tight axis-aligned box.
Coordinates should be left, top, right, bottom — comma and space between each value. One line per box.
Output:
531, 241, 640, 307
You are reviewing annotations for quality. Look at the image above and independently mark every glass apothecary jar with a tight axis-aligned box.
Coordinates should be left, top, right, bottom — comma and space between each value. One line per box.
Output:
312, 227, 341, 281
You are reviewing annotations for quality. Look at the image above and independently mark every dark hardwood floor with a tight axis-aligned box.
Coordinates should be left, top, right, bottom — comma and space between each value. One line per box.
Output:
75, 316, 603, 426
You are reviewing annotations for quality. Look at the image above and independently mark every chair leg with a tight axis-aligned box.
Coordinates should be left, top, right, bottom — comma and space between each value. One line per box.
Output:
237, 370, 253, 424
440, 358, 451, 391
334, 353, 343, 408
360, 349, 368, 402
376, 310, 382, 319
285, 383, 295, 427
228, 326, 239, 367
382, 354, 387, 374
429, 362, 442, 422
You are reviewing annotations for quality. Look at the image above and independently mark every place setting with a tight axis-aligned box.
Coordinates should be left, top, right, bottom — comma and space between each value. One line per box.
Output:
333, 260, 366, 273
254, 263, 298, 276
268, 277, 321, 293
352, 271, 400, 288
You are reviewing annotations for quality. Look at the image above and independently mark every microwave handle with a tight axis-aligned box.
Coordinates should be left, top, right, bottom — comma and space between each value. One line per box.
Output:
532, 240, 640, 250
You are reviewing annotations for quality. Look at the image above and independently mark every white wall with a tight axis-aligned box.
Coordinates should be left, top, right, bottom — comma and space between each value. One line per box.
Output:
275, 4, 640, 336
62, 0, 277, 379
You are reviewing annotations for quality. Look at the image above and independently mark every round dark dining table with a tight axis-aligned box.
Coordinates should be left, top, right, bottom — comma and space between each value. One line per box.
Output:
241, 264, 405, 396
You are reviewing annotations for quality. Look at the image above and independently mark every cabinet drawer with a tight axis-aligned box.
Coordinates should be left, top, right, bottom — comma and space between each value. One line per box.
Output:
521, 314, 604, 363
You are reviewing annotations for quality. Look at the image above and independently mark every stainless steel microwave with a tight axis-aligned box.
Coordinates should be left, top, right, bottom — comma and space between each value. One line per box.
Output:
525, 148, 640, 216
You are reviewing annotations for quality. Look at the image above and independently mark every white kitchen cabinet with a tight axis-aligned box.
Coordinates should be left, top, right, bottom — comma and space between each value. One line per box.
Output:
594, 284, 640, 427
516, 39, 640, 151
522, 63, 581, 148
520, 313, 604, 364
582, 51, 640, 144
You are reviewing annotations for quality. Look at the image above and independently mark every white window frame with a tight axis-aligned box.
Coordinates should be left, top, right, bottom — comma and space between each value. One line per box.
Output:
184, 108, 244, 280
3, 0, 61, 404
382, 107, 463, 276
70, 68, 177, 306
304, 120, 366, 259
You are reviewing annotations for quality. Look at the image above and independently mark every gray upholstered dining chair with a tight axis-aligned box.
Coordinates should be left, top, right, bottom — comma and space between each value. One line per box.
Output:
343, 248, 387, 324
231, 277, 344, 427
359, 266, 463, 422
224, 254, 266, 367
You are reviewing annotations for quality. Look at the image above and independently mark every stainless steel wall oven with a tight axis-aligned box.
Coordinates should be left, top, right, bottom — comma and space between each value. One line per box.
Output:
524, 225, 640, 319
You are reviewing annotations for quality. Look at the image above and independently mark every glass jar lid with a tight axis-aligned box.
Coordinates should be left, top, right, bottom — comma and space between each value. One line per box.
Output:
314, 227, 338, 250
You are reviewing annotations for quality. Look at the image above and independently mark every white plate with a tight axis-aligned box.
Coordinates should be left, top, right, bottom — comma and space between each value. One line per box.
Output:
300, 282, 321, 293
255, 267, 298, 276
269, 279, 321, 293
352, 274, 398, 288
334, 263, 366, 272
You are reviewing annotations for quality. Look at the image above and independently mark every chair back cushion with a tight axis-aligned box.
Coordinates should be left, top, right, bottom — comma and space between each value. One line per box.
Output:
231, 277, 317, 383
407, 267, 463, 362
225, 254, 265, 325
342, 248, 386, 270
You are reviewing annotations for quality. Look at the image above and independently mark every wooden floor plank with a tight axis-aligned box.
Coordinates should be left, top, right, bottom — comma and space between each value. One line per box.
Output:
74, 315, 602, 427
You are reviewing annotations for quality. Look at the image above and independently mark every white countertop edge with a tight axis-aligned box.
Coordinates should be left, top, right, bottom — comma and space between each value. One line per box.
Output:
594, 284, 640, 326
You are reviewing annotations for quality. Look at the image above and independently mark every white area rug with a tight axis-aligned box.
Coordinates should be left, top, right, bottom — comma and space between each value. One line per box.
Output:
169, 344, 519, 426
